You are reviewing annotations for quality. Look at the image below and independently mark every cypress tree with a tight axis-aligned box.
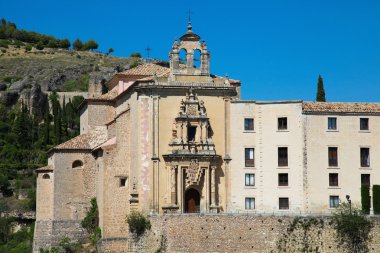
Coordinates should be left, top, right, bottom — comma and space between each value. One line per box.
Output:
361, 185, 370, 214
373, 185, 380, 214
316, 75, 326, 102
43, 98, 50, 146
62, 96, 68, 141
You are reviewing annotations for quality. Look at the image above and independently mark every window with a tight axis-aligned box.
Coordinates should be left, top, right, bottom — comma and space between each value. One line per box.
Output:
329, 173, 339, 187
245, 148, 255, 167
244, 118, 254, 131
328, 147, 338, 167
245, 197, 255, 209
360, 118, 369, 130
278, 117, 288, 130
42, 174, 50, 179
72, 160, 83, 168
120, 178, 127, 187
278, 173, 288, 186
328, 117, 337, 130
279, 198, 289, 210
361, 148, 370, 167
361, 174, 370, 187
187, 126, 196, 142
245, 174, 255, 186
278, 147, 288, 167
329, 196, 339, 208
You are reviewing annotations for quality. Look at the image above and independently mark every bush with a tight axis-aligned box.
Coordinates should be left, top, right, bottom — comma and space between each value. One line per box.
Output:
126, 211, 151, 237
373, 185, 380, 214
36, 41, 44, 50
72, 38, 83, 51
361, 185, 370, 214
81, 198, 101, 245
332, 202, 372, 253
82, 39, 98, 51
25, 44, 32, 51
130, 52, 141, 58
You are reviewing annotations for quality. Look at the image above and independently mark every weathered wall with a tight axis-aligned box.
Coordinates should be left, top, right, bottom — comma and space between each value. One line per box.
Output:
124, 214, 380, 253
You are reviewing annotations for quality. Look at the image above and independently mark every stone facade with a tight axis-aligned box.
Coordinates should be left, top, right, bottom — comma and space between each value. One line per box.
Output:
34, 23, 380, 252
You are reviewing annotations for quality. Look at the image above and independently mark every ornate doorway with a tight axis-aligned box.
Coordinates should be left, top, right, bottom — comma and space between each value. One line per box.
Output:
185, 188, 200, 213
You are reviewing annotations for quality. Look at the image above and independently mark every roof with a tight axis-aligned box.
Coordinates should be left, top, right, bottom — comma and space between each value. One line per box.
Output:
88, 90, 118, 102
93, 136, 116, 151
119, 63, 170, 77
52, 128, 108, 151
35, 165, 53, 172
303, 102, 380, 113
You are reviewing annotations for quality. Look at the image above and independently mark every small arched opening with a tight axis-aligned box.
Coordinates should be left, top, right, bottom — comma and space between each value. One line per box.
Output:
193, 49, 201, 68
185, 188, 200, 213
42, 174, 50, 179
72, 160, 83, 168
179, 48, 187, 65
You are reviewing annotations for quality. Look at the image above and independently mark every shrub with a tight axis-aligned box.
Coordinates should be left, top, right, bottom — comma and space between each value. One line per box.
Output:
25, 44, 32, 51
81, 198, 101, 246
36, 41, 44, 50
72, 38, 83, 51
130, 52, 141, 58
361, 185, 370, 214
126, 211, 151, 237
332, 202, 372, 253
373, 185, 380, 214
82, 39, 98, 51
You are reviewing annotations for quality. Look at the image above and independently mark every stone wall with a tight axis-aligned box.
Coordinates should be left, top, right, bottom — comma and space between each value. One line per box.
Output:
33, 220, 87, 252
111, 214, 380, 253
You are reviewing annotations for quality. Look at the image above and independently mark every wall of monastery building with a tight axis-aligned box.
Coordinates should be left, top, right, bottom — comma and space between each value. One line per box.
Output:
34, 151, 96, 252
229, 101, 305, 213
117, 214, 380, 253
156, 89, 229, 213
52, 152, 96, 220
304, 114, 380, 213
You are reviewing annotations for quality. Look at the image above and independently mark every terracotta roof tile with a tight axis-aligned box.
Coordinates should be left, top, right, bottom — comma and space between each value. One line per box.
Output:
35, 165, 53, 172
89, 90, 118, 101
303, 102, 380, 113
120, 63, 170, 77
53, 128, 108, 151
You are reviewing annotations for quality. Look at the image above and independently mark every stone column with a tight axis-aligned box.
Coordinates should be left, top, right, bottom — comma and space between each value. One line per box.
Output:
211, 166, 216, 206
170, 165, 177, 205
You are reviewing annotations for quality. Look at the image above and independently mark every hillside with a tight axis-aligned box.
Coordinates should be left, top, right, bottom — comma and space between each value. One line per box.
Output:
0, 21, 143, 251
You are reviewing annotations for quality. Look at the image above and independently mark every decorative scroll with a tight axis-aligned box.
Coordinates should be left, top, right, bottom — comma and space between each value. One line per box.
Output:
185, 160, 203, 187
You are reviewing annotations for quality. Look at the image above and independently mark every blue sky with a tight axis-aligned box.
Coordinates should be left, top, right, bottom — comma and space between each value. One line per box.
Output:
2, 0, 380, 102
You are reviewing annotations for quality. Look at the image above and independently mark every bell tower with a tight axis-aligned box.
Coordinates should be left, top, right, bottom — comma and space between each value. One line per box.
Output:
169, 22, 211, 82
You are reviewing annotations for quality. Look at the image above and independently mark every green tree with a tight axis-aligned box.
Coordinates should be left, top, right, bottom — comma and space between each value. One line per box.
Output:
72, 38, 83, 51
361, 185, 370, 214
130, 52, 141, 58
36, 41, 44, 50
43, 98, 50, 146
61, 96, 68, 141
58, 38, 70, 49
316, 74, 326, 102
83, 39, 98, 51
373, 185, 380, 214
106, 48, 114, 55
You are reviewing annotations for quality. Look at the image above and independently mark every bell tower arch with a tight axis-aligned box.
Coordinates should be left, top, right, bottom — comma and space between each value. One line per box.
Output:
169, 22, 211, 81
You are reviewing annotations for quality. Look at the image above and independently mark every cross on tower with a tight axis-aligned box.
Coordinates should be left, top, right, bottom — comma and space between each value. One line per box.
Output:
145, 46, 151, 59
186, 9, 193, 22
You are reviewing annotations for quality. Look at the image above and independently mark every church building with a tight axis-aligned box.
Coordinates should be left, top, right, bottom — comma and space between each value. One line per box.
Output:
33, 23, 380, 252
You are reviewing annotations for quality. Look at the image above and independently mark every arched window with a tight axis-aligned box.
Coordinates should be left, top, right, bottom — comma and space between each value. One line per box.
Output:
179, 48, 187, 64
193, 49, 201, 68
42, 174, 50, 179
72, 160, 83, 168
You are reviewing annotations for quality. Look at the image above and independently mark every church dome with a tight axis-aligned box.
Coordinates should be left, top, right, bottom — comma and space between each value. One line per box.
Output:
179, 22, 200, 41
